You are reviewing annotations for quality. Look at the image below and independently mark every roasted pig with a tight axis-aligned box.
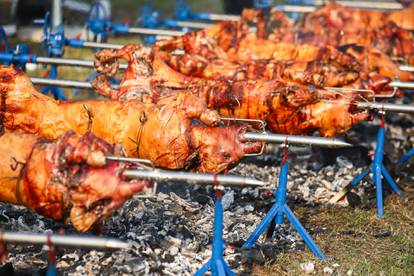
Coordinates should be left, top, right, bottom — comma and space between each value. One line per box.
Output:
95, 44, 360, 88
157, 51, 360, 87
100, 44, 397, 96
92, 46, 369, 137
302, 2, 414, 32
241, 5, 414, 66
0, 66, 261, 173
0, 131, 150, 232
154, 20, 413, 81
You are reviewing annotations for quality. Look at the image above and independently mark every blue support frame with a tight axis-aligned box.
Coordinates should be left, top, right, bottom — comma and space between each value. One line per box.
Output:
242, 152, 327, 260
40, 65, 67, 100
46, 233, 58, 276
398, 147, 414, 165
351, 122, 403, 218
194, 196, 235, 276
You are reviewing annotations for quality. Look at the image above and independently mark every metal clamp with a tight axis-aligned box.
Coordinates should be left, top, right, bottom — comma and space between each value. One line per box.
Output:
106, 156, 154, 168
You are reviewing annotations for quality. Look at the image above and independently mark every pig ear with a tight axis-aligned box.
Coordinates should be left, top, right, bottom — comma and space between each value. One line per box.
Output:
70, 206, 97, 233
118, 180, 150, 198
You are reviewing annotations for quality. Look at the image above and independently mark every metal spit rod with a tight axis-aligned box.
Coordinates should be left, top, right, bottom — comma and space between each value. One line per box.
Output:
312, 0, 403, 10
2, 232, 129, 250
243, 132, 351, 148
34, 56, 128, 69
390, 80, 414, 89
36, 56, 95, 67
125, 27, 186, 37
31, 77, 98, 89
356, 102, 414, 113
80, 41, 123, 50
274, 1, 402, 13
205, 13, 241, 21
399, 65, 414, 72
196, 1, 402, 22
123, 169, 266, 187
174, 21, 215, 29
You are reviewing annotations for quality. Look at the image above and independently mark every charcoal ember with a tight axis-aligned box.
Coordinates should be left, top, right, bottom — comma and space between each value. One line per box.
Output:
0, 263, 14, 275
193, 194, 213, 205
241, 242, 285, 265
346, 192, 362, 207
387, 112, 414, 127
317, 146, 370, 167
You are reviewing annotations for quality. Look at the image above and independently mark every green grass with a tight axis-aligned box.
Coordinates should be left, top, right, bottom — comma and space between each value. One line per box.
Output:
252, 195, 414, 276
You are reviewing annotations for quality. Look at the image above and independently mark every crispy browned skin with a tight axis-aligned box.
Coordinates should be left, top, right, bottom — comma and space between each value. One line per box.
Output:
0, 66, 261, 173
155, 13, 413, 79
241, 7, 295, 42
298, 22, 414, 66
96, 44, 360, 88
243, 4, 414, 66
155, 45, 396, 92
154, 21, 247, 60
92, 46, 368, 137
0, 131, 150, 232
154, 22, 360, 71
337, 44, 414, 82
158, 51, 360, 87
302, 2, 414, 32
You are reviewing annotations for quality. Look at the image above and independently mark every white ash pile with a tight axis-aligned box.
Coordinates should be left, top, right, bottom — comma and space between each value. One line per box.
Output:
0, 188, 308, 275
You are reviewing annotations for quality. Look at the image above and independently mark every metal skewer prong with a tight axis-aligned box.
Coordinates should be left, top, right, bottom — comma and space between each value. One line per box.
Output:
123, 169, 266, 187
390, 81, 414, 89
356, 102, 414, 113
399, 65, 414, 72
243, 132, 351, 148
1, 232, 129, 250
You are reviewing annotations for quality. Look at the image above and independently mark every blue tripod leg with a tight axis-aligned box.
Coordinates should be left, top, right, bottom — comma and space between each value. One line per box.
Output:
213, 260, 226, 276
194, 197, 235, 276
373, 164, 383, 218
40, 85, 50, 95
51, 86, 67, 100
242, 203, 280, 249
223, 261, 235, 276
46, 264, 57, 276
351, 169, 370, 187
398, 148, 414, 165
41, 65, 67, 100
283, 205, 327, 260
381, 164, 403, 196
194, 261, 210, 276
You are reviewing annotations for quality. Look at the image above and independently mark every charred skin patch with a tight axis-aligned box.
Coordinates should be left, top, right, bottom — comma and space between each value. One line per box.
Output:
337, 44, 364, 54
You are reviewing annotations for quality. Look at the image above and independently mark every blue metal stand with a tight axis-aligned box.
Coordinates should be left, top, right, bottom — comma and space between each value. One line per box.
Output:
398, 147, 414, 165
0, 26, 9, 53
46, 232, 57, 276
242, 153, 327, 260
46, 263, 57, 276
194, 196, 235, 276
40, 65, 67, 100
351, 120, 403, 218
